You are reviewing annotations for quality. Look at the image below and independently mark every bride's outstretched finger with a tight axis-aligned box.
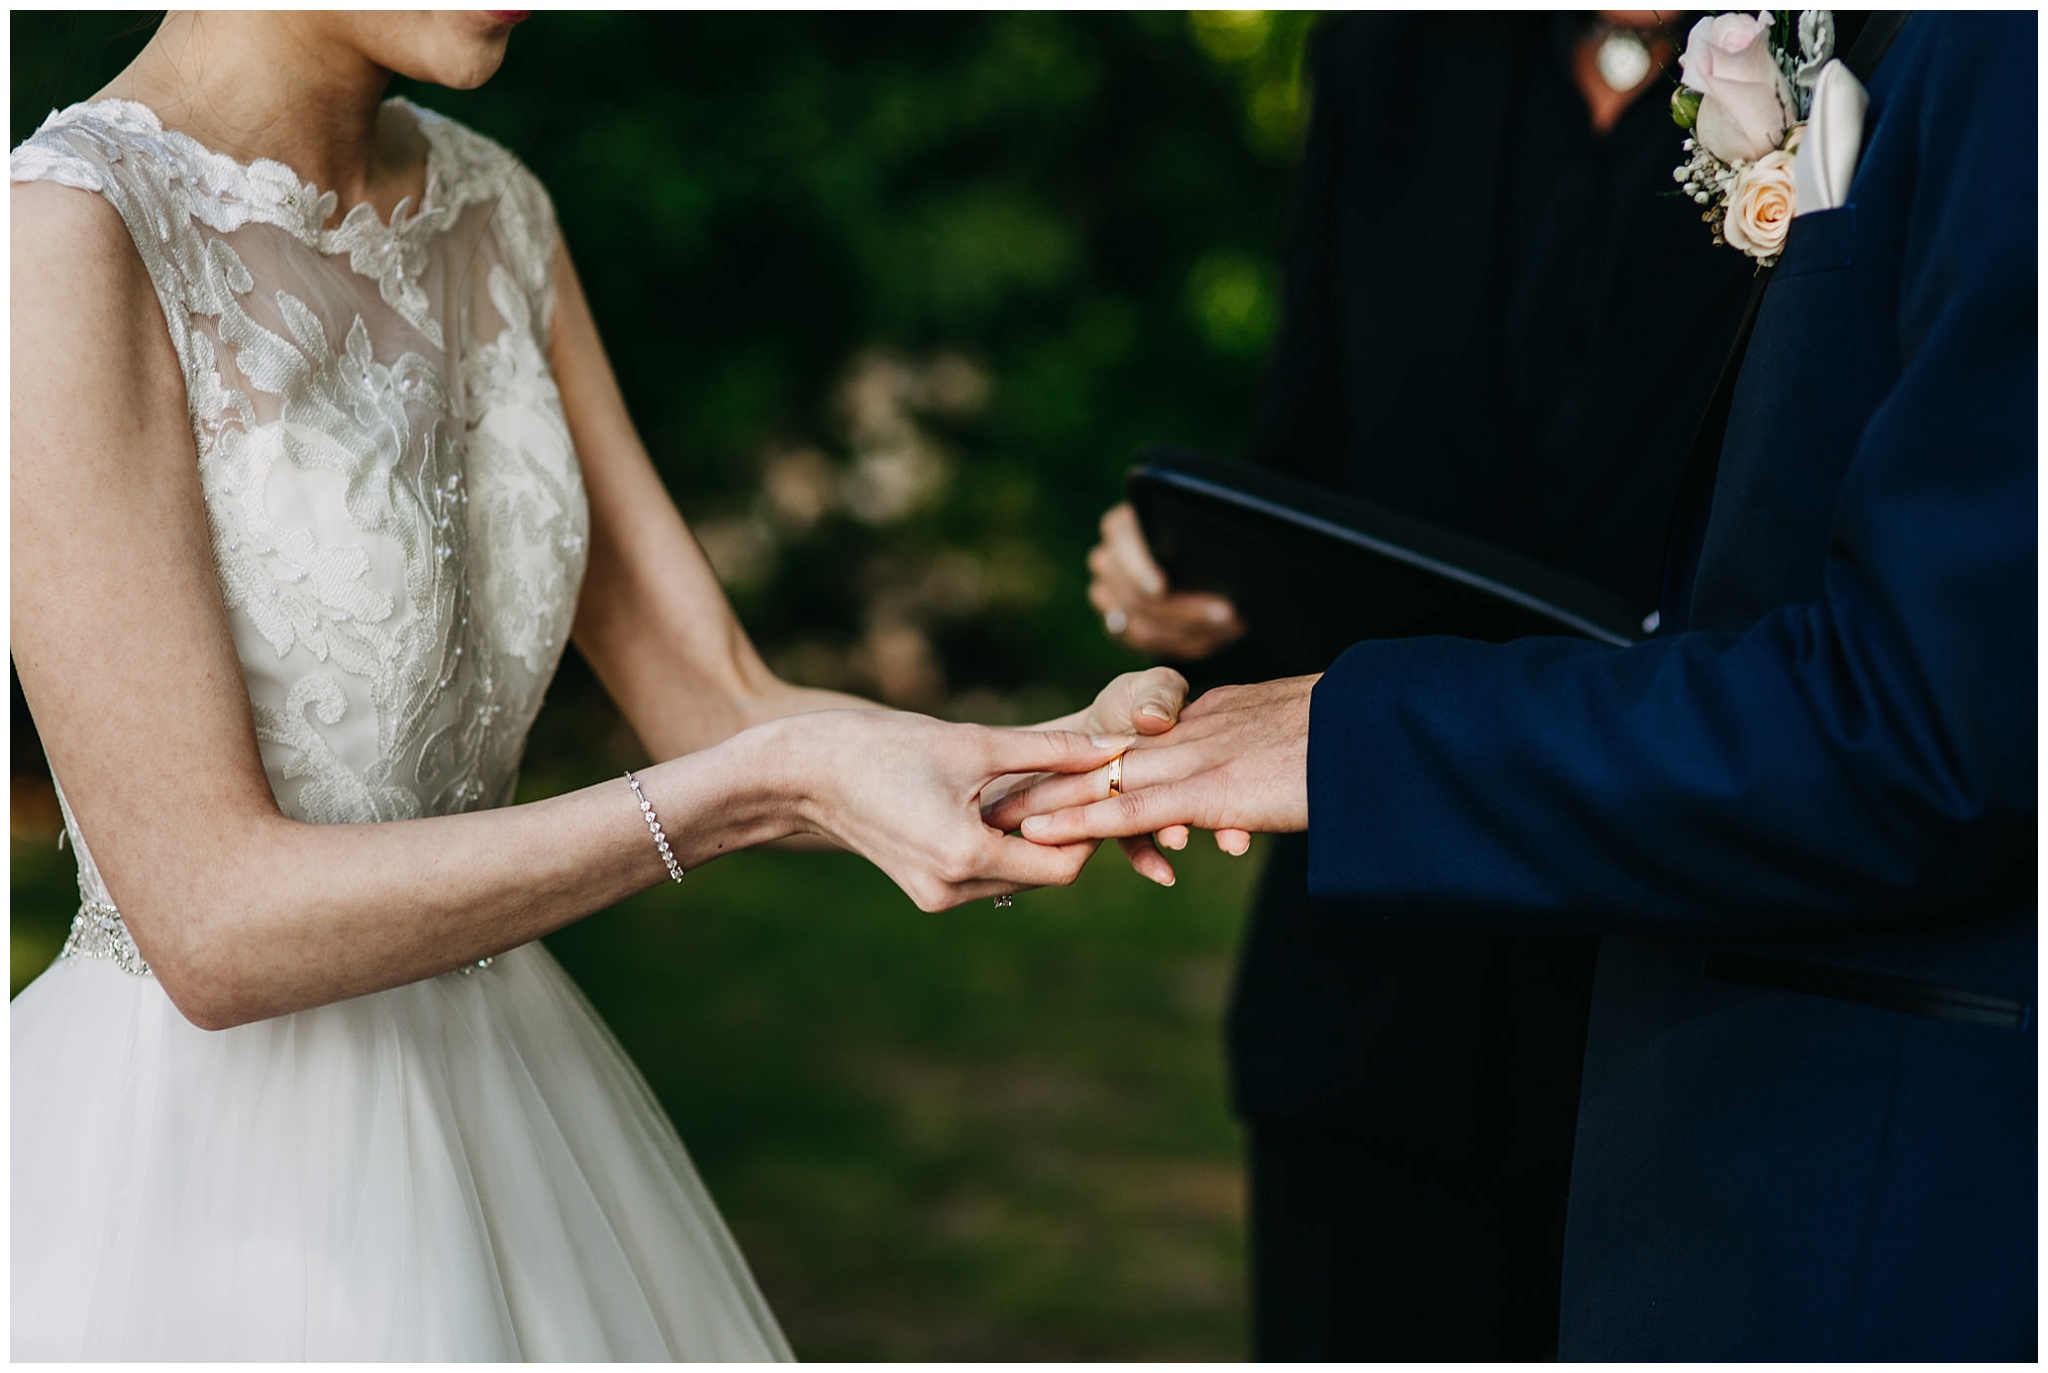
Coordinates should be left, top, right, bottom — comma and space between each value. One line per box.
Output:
975, 728, 1135, 790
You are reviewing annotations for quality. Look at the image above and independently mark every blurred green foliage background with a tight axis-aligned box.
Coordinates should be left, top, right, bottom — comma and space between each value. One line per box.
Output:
11, 10, 1314, 1359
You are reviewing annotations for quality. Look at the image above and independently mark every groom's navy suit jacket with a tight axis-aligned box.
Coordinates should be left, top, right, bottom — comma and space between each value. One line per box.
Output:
1307, 13, 2035, 1360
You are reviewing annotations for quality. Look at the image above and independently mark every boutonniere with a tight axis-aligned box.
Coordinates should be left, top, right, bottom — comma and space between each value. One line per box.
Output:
1670, 10, 1835, 266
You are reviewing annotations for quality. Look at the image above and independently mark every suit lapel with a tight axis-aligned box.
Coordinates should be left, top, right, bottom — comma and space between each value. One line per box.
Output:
1655, 11, 1913, 632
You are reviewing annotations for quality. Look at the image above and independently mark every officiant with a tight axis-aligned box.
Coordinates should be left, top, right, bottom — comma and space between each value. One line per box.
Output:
1087, 11, 1769, 1360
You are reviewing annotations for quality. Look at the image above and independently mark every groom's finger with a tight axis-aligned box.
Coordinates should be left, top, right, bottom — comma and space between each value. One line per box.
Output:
1020, 780, 1201, 844
1115, 833, 1177, 887
990, 742, 1199, 836
982, 768, 1106, 832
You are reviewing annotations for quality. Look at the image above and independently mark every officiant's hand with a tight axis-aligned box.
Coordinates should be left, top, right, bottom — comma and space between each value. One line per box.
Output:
1089, 503, 1246, 659
987, 676, 1317, 879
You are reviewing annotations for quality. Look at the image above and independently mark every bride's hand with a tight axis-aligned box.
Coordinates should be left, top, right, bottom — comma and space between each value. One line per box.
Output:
773, 710, 1133, 911
1066, 665, 1189, 740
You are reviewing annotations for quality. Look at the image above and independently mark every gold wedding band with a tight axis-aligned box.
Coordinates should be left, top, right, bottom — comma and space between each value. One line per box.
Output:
1107, 753, 1124, 797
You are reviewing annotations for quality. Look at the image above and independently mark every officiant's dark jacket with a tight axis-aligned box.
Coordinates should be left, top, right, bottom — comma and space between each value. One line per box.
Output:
1222, 12, 1757, 1349
1308, 13, 2035, 1359
1230, 13, 1760, 1149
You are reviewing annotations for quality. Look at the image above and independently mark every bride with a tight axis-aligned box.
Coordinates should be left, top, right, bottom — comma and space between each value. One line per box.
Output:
10, 11, 1184, 1361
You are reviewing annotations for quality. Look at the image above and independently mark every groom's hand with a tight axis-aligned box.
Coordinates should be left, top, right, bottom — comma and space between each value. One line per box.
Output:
1004, 665, 1189, 886
988, 675, 1318, 877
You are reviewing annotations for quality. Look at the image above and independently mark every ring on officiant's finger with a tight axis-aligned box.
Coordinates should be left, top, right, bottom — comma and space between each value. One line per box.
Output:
993, 893, 1015, 909
1106, 753, 1123, 797
1104, 607, 1129, 637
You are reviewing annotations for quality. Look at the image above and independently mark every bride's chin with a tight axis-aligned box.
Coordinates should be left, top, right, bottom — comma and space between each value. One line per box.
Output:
343, 12, 516, 92
424, 30, 516, 92
434, 51, 512, 93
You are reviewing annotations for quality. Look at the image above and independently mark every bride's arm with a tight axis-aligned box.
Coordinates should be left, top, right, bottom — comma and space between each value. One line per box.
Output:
547, 240, 1189, 881
10, 182, 1125, 1031
550, 241, 1190, 757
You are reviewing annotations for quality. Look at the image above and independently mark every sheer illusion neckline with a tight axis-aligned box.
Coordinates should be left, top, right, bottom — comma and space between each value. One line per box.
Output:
58, 94, 459, 255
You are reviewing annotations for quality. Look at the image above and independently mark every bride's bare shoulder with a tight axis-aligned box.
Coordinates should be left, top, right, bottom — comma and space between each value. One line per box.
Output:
13, 179, 188, 471
12, 177, 141, 287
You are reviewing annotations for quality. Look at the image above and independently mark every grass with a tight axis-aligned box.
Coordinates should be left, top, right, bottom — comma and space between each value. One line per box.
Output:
11, 814, 1259, 1360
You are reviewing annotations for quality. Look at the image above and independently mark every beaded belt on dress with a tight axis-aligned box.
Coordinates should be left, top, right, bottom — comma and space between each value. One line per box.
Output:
61, 900, 152, 976
58, 901, 495, 978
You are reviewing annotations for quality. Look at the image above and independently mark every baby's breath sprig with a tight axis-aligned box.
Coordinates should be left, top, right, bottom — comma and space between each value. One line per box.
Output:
1672, 137, 1743, 248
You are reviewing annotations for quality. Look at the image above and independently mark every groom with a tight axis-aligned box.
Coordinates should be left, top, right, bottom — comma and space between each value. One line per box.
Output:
1016, 11, 2035, 1359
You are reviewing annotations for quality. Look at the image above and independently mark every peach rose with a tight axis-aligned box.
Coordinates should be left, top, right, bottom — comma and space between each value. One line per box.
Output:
1723, 149, 1797, 259
1680, 11, 1797, 164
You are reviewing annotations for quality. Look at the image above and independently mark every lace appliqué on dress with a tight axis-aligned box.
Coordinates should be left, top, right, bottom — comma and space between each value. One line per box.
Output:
463, 264, 588, 676
15, 96, 585, 980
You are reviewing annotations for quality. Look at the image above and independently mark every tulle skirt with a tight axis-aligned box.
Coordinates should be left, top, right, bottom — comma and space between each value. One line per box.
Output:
11, 942, 793, 1361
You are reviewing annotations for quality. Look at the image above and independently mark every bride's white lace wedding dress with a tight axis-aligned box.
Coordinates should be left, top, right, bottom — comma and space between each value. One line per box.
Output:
10, 98, 793, 1361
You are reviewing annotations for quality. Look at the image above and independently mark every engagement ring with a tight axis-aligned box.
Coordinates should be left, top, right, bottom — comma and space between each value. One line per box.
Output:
993, 893, 1015, 909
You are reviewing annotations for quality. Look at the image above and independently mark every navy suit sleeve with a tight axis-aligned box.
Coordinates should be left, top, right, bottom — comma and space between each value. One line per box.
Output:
1306, 17, 2036, 931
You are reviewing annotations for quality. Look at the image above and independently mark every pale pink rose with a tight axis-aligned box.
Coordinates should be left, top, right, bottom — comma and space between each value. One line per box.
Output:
1680, 11, 1797, 164
1723, 149, 1797, 259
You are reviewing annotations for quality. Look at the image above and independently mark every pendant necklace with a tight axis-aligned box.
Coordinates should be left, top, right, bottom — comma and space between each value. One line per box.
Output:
1594, 24, 1654, 92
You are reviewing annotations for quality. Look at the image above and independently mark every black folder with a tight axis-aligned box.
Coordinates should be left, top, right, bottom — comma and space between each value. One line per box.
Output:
1126, 446, 1643, 677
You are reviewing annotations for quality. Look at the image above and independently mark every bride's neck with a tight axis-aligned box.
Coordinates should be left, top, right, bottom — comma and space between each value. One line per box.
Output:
99, 12, 410, 217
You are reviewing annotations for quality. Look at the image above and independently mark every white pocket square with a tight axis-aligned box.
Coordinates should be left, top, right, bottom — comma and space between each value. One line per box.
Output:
1794, 59, 1870, 216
